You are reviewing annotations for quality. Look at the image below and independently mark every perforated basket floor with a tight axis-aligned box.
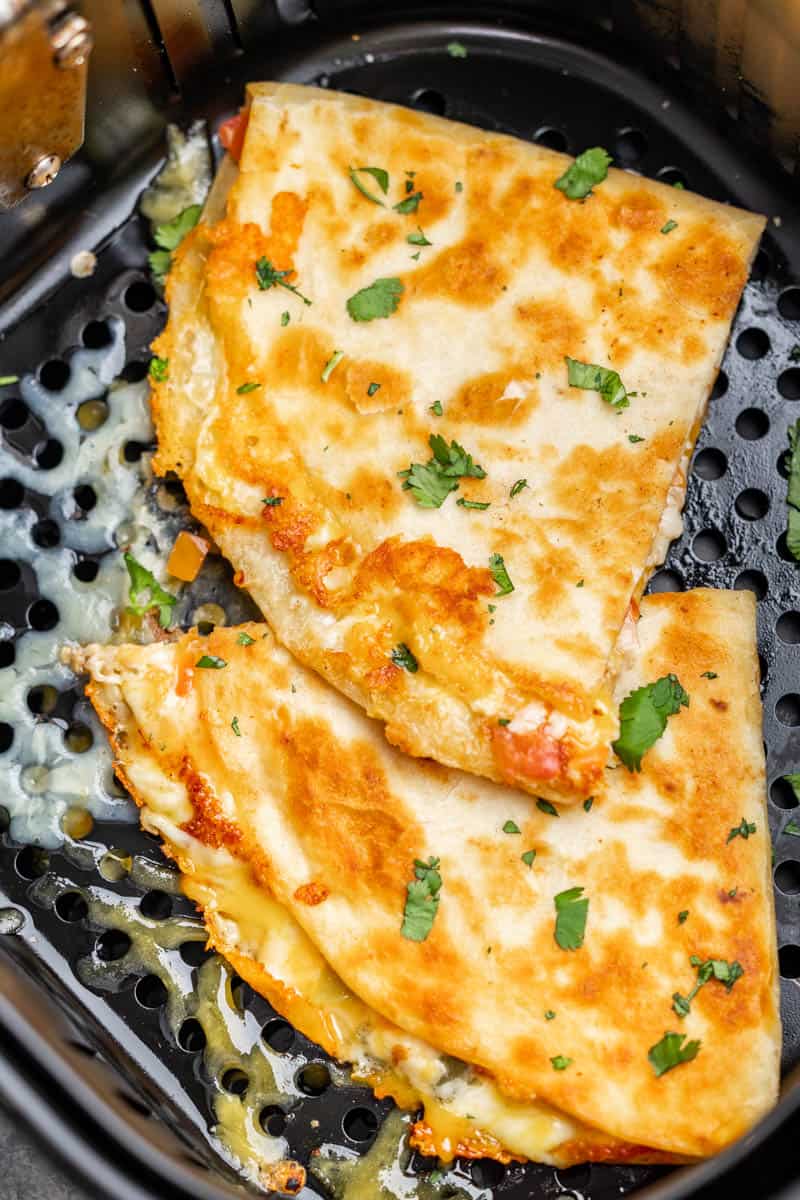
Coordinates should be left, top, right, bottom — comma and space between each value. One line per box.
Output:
1, 13, 800, 1200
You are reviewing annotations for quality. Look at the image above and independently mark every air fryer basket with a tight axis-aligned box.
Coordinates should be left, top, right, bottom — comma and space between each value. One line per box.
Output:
2, 5, 800, 1199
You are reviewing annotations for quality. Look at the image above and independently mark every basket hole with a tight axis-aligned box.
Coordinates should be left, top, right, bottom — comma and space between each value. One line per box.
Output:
260, 1105, 287, 1137
710, 369, 728, 400
27, 684, 58, 715
735, 488, 769, 520
73, 484, 97, 512
693, 447, 726, 479
776, 694, 800, 726
771, 777, 798, 809
648, 568, 685, 593
28, 598, 59, 631
614, 127, 647, 164
64, 722, 93, 753
0, 399, 29, 430
777, 612, 800, 644
121, 360, 149, 383
692, 529, 726, 561
82, 320, 112, 349
0, 642, 14, 669
55, 891, 88, 923
180, 939, 212, 966
0, 478, 23, 508
0, 725, 13, 754
123, 440, 147, 463
343, 1106, 379, 1142
778, 287, 800, 320
535, 126, 568, 152
124, 280, 157, 313
15, 846, 49, 880
39, 359, 71, 391
296, 1063, 331, 1096
735, 328, 770, 359
34, 438, 63, 470
96, 928, 131, 961
0, 559, 20, 589
32, 518, 60, 548
734, 570, 767, 599
656, 165, 688, 188
410, 88, 446, 116
178, 1018, 207, 1053
263, 1017, 295, 1053
779, 945, 800, 979
778, 368, 800, 400
140, 889, 173, 919
735, 408, 769, 440
471, 1160, 505, 1188
221, 1068, 249, 1096
73, 558, 99, 583
775, 860, 800, 894
134, 973, 168, 1008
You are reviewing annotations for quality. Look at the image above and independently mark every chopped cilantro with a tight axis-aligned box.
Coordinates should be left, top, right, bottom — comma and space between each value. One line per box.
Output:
262, 496, 283, 507
503, 820, 521, 835
628, 434, 645, 443
455, 181, 463, 193
400, 434, 486, 508
701, 670, 718, 679
785, 419, 800, 560
123, 553, 176, 628
231, 716, 241, 737
407, 227, 432, 246
554, 147, 612, 200
522, 849, 536, 867
544, 1009, 556, 1020
148, 250, 172, 282
785, 774, 800, 805
429, 400, 443, 416
510, 478, 528, 497
727, 817, 757, 843
149, 204, 203, 282
661, 219, 678, 234
391, 643, 418, 673
367, 382, 381, 397
554, 886, 589, 950
281, 311, 290, 326
349, 165, 389, 205
149, 356, 169, 382
537, 799, 559, 817
678, 910, 689, 924
347, 277, 404, 322
196, 655, 226, 669
791, 345, 800, 362
401, 856, 442, 942
236, 381, 261, 394
583, 797, 593, 812
447, 40, 468, 57
0, 375, 20, 386
255, 257, 312, 305
551, 1055, 572, 1071
612, 674, 689, 771
394, 192, 423, 214
673, 180, 685, 188
672, 956, 743, 1019
236, 632, 256, 645
489, 553, 514, 596
576, 579, 584, 587
497, 717, 511, 726
321, 349, 345, 383
648, 1031, 700, 1077
457, 497, 491, 510
785, 819, 800, 837
566, 356, 629, 410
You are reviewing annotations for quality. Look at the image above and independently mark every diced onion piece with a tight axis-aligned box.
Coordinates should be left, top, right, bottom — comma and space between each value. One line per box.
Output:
167, 531, 209, 582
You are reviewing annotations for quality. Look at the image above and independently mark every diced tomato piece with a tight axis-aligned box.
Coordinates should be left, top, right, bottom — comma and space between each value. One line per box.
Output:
218, 110, 249, 162
492, 723, 564, 784
167, 531, 209, 582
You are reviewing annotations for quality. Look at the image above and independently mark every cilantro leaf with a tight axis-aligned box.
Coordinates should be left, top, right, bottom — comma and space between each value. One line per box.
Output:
321, 350, 345, 383
489, 553, 514, 596
554, 887, 588, 951
727, 817, 757, 843
551, 1055, 572, 1071
521, 849, 536, 867
628, 434, 645, 443
262, 496, 283, 507
554, 147, 612, 200
368, 382, 381, 397
237, 632, 256, 645
648, 1031, 701, 1077
255, 257, 312, 305
429, 434, 486, 478
429, 400, 443, 416
566, 356, 629, 410
583, 797, 593, 812
148, 249, 172, 284
236, 381, 261, 394
503, 820, 521, 835
123, 553, 176, 628
349, 165, 389, 205
612, 674, 689, 771
537, 799, 559, 817
447, 41, 468, 57
394, 192, 423, 214
785, 819, 800, 837
400, 435, 485, 508
196, 655, 227, 669
154, 204, 203, 252
785, 419, 800, 560
149, 356, 169, 382
401, 856, 442, 942
544, 1009, 556, 1020
407, 227, 432, 246
510, 478, 528, 497
701, 670, 718, 679
391, 643, 418, 673
347, 277, 404, 322
785, 774, 800, 805
281, 311, 290, 326
678, 910, 689, 924
672, 955, 743, 1018
457, 497, 490, 510
661, 219, 678, 234
231, 716, 241, 737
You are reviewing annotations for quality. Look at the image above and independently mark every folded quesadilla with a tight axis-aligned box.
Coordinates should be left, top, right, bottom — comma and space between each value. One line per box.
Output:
148, 83, 764, 805
68, 588, 779, 1163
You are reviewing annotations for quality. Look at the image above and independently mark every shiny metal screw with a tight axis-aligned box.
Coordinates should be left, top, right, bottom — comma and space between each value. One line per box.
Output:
26, 154, 62, 190
52, 14, 93, 68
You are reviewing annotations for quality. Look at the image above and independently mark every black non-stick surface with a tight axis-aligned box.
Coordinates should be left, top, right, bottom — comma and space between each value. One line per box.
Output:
1, 15, 800, 1200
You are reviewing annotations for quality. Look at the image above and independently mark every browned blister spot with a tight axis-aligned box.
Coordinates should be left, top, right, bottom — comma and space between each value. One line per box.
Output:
658, 221, 749, 321
448, 368, 540, 426
179, 756, 243, 851
408, 236, 509, 306
344, 360, 412, 414
293, 881, 330, 905
514, 298, 587, 370
608, 188, 667, 234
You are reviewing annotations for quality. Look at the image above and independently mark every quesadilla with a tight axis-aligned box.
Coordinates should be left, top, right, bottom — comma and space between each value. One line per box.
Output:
148, 83, 765, 805
68, 587, 779, 1162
